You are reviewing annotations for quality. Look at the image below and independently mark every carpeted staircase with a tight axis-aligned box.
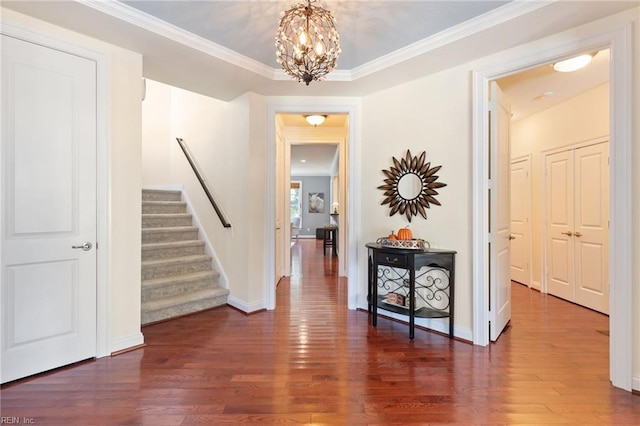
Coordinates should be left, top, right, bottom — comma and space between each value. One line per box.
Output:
141, 189, 229, 324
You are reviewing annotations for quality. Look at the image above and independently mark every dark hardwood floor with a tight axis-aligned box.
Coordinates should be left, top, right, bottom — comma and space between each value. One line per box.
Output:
2, 239, 639, 424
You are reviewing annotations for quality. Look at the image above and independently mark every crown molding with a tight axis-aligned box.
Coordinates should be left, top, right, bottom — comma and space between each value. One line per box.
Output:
78, 0, 276, 79
79, 0, 553, 83
351, 0, 555, 80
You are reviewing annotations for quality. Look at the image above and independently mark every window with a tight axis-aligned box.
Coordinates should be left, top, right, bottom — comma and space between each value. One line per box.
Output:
290, 181, 302, 229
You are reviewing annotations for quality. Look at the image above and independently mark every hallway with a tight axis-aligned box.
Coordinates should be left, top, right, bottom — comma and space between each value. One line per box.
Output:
1, 239, 638, 424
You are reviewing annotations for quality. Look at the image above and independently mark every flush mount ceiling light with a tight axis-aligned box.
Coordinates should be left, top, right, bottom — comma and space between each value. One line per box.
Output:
275, 0, 341, 85
305, 114, 327, 126
553, 53, 594, 72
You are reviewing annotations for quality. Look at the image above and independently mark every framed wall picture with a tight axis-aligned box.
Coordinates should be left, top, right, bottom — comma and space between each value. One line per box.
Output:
308, 192, 325, 213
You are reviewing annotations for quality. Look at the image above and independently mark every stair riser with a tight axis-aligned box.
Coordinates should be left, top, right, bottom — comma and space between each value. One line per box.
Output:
141, 294, 228, 324
142, 216, 193, 228
142, 260, 212, 280
142, 276, 217, 301
142, 244, 205, 261
142, 191, 182, 202
140, 190, 229, 324
142, 203, 187, 214
142, 229, 199, 244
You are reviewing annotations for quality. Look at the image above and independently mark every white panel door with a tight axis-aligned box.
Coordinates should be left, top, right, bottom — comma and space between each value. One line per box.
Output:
545, 150, 574, 302
489, 82, 511, 341
574, 143, 609, 314
1, 35, 97, 383
510, 157, 530, 286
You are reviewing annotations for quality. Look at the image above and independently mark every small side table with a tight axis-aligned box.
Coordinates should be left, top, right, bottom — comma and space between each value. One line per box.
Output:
366, 243, 456, 339
322, 227, 337, 256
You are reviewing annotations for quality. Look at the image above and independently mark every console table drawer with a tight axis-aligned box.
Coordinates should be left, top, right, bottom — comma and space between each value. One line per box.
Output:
375, 252, 408, 268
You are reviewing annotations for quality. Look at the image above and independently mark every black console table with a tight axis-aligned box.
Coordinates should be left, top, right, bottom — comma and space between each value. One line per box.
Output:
366, 243, 456, 339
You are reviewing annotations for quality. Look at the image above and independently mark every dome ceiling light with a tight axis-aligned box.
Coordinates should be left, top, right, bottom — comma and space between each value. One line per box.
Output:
305, 114, 327, 126
552, 53, 595, 72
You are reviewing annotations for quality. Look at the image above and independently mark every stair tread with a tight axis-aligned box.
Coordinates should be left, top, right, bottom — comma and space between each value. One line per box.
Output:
142, 254, 211, 267
142, 288, 229, 312
140, 189, 228, 324
142, 213, 192, 218
143, 270, 218, 287
142, 200, 186, 204
142, 189, 181, 194
142, 226, 198, 233
142, 240, 204, 250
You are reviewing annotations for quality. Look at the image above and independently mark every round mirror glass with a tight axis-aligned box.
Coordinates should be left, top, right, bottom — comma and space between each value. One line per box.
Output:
397, 173, 422, 200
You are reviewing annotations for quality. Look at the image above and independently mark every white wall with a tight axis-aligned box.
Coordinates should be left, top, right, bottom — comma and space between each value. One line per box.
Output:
141, 80, 172, 186
360, 8, 640, 387
361, 67, 474, 338
142, 82, 269, 312
1, 9, 144, 353
511, 83, 609, 288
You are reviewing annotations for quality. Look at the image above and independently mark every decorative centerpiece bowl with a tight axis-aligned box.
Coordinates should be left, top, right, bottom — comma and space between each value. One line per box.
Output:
376, 237, 429, 250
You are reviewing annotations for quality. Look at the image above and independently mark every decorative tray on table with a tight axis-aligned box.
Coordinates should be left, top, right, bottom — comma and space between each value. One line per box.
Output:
376, 237, 430, 250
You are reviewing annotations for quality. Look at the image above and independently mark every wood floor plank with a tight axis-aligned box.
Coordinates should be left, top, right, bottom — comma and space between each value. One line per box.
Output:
1, 239, 638, 424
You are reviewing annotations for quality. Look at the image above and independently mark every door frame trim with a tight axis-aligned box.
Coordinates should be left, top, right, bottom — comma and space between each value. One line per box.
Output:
472, 22, 633, 390
1, 21, 111, 358
510, 154, 532, 288
266, 102, 359, 311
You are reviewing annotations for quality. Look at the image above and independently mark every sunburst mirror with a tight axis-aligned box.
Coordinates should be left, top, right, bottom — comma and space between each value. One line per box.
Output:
377, 150, 447, 222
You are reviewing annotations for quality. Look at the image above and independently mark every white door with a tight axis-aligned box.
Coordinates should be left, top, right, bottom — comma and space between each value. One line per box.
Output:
274, 132, 285, 285
546, 150, 574, 301
574, 143, 609, 314
510, 157, 531, 286
545, 142, 609, 314
1, 35, 97, 383
489, 82, 511, 341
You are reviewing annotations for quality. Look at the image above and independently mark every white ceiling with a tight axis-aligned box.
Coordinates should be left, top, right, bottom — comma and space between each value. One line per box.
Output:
119, 0, 510, 70
3, 1, 636, 101
498, 49, 610, 121
290, 143, 339, 176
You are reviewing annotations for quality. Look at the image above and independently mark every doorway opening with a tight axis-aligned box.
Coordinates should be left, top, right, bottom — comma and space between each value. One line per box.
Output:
473, 24, 633, 391
498, 48, 610, 315
267, 109, 354, 311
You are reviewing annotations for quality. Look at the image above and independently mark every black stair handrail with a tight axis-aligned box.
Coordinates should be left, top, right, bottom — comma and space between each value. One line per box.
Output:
176, 138, 231, 228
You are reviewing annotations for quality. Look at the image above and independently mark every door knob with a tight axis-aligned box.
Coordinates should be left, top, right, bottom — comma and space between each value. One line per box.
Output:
574, 232, 583, 238
508, 235, 516, 240
72, 242, 93, 251
561, 231, 573, 236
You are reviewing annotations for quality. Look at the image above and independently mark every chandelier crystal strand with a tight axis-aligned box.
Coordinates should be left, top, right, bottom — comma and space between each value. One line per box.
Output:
275, 0, 341, 85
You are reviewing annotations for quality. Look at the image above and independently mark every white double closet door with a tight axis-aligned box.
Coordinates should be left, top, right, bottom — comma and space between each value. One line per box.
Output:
545, 141, 609, 314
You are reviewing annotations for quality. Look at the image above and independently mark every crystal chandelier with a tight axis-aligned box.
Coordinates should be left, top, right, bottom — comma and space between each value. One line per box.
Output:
275, 0, 341, 85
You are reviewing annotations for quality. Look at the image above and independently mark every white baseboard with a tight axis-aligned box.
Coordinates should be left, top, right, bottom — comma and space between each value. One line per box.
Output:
110, 332, 144, 354
632, 375, 640, 392
531, 280, 541, 291
227, 295, 265, 314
